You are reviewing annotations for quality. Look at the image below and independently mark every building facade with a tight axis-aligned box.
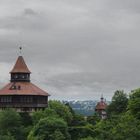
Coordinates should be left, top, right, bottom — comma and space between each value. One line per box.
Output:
0, 55, 49, 112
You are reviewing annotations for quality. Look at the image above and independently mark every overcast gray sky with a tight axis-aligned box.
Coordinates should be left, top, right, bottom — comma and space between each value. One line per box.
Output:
0, 0, 140, 100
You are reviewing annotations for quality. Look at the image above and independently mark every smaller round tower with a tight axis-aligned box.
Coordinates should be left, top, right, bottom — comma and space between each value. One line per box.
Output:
95, 95, 107, 119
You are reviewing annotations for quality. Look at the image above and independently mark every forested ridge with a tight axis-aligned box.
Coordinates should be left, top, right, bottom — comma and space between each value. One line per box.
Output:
0, 89, 140, 140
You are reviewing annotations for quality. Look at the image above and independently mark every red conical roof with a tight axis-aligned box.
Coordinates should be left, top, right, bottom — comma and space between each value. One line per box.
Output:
10, 56, 31, 73
95, 97, 107, 110
95, 101, 107, 110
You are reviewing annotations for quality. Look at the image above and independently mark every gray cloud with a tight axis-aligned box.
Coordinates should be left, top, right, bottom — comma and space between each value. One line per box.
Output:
24, 8, 37, 16
0, 0, 140, 100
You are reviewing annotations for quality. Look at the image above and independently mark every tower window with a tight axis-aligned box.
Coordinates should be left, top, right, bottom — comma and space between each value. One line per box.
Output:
0, 96, 12, 102
20, 96, 33, 103
15, 75, 18, 78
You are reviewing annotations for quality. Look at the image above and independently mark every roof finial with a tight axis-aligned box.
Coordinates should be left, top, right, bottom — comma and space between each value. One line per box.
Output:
19, 46, 22, 55
101, 94, 104, 101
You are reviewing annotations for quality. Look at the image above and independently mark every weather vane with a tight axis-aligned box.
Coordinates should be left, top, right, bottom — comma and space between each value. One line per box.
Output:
101, 94, 104, 99
19, 46, 22, 55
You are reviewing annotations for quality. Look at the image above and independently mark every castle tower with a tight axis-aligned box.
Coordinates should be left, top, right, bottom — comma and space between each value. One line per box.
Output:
0, 52, 49, 112
95, 95, 107, 119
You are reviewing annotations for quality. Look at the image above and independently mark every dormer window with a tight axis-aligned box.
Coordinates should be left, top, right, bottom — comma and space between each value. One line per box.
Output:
18, 85, 21, 90
10, 85, 17, 90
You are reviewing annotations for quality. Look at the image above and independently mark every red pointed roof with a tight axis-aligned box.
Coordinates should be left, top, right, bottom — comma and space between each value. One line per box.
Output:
95, 101, 107, 110
95, 98, 107, 110
10, 56, 31, 73
0, 82, 49, 96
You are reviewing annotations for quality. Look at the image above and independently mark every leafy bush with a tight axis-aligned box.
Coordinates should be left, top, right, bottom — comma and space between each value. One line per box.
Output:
28, 117, 71, 140
0, 109, 25, 140
49, 100, 73, 124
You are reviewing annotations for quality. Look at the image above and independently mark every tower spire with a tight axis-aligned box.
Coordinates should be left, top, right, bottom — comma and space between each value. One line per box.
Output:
10, 55, 31, 82
101, 94, 104, 101
19, 46, 22, 55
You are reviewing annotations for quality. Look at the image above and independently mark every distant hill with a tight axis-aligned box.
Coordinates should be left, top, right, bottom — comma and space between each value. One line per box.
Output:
63, 100, 110, 116
62, 100, 97, 116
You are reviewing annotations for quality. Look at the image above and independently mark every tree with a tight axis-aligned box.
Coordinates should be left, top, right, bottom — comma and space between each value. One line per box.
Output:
0, 109, 25, 140
87, 113, 100, 125
20, 113, 33, 139
49, 100, 73, 124
128, 88, 140, 119
20, 112, 33, 126
107, 90, 128, 116
32, 108, 58, 124
80, 136, 95, 140
112, 113, 140, 140
71, 114, 87, 126
65, 103, 75, 116
28, 117, 71, 140
93, 119, 116, 140
0, 133, 15, 140
51, 130, 65, 140
69, 123, 95, 140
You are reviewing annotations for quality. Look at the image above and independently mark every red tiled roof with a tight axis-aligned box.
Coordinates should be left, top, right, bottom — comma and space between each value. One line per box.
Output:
0, 82, 49, 96
10, 56, 31, 73
95, 101, 107, 110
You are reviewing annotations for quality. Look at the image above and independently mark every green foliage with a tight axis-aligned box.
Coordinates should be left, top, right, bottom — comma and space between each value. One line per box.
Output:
0, 93, 140, 140
128, 88, 140, 119
0, 109, 25, 140
19, 113, 33, 138
80, 136, 95, 140
87, 114, 100, 125
93, 119, 116, 139
112, 113, 140, 140
28, 117, 70, 140
51, 130, 65, 140
71, 114, 87, 126
20, 112, 33, 126
91, 88, 140, 140
0, 133, 15, 140
107, 90, 128, 116
69, 125, 95, 140
0, 109, 21, 132
65, 103, 75, 116
49, 100, 73, 124
32, 108, 58, 124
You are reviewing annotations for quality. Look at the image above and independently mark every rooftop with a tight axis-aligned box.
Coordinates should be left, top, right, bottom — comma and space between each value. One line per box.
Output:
0, 82, 49, 96
10, 56, 31, 73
